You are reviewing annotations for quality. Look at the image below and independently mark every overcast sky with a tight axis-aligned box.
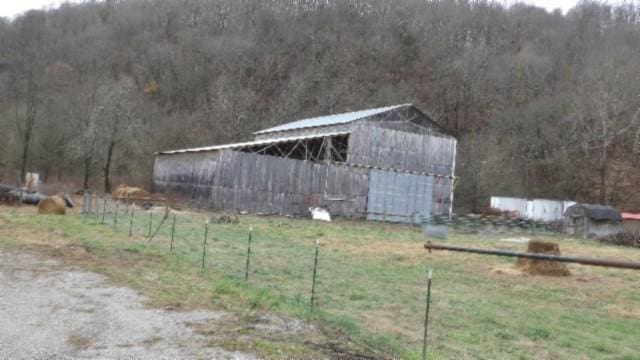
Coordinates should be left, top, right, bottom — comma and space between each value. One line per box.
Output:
0, 0, 595, 19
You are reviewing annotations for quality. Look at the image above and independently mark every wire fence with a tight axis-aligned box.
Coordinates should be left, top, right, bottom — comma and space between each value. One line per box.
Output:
81, 193, 347, 306
79, 193, 566, 358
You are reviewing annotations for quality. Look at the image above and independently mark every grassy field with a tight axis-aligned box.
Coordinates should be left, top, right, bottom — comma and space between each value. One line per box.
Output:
1, 204, 640, 359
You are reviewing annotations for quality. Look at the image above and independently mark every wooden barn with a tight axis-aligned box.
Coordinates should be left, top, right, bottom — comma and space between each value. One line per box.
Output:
153, 104, 457, 222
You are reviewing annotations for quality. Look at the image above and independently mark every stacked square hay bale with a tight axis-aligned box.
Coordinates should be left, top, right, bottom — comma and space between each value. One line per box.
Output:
516, 239, 571, 276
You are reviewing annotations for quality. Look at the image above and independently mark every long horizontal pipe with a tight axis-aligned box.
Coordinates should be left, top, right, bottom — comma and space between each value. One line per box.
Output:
424, 242, 640, 270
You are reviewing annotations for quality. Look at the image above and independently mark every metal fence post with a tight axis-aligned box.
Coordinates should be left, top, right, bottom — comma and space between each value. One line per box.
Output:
147, 212, 153, 237
101, 197, 107, 224
82, 192, 88, 214
310, 239, 320, 309
245, 226, 253, 281
202, 220, 209, 269
113, 201, 119, 229
129, 203, 135, 237
532, 220, 537, 236
170, 213, 176, 252
422, 268, 433, 360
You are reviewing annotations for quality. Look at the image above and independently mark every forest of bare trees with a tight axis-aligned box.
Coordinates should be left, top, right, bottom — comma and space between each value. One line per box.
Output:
1, 0, 640, 212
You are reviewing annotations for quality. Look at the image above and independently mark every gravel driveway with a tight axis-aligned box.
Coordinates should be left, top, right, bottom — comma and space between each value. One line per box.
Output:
0, 250, 254, 359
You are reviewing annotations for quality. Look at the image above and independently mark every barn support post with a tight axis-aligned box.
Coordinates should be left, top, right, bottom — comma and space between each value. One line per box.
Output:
448, 140, 457, 220
310, 239, 320, 309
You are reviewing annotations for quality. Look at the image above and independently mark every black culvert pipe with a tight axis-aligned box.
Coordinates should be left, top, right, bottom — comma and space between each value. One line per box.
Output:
424, 242, 640, 270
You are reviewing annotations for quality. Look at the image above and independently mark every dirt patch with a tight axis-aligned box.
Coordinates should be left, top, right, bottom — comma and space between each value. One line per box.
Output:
491, 264, 524, 276
0, 250, 254, 359
67, 333, 93, 350
322, 237, 425, 265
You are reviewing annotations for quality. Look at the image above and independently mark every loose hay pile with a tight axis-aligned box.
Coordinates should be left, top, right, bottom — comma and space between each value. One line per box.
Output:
515, 239, 571, 276
112, 185, 150, 200
37, 196, 67, 215
210, 211, 239, 224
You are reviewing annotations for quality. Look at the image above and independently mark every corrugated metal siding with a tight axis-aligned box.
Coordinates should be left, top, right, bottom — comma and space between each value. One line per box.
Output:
366, 169, 433, 223
491, 196, 576, 222
527, 199, 576, 222
490, 197, 528, 217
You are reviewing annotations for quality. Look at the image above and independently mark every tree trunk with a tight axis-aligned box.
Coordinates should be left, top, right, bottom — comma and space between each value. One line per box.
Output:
19, 140, 29, 185
103, 141, 115, 194
599, 144, 608, 204
599, 163, 607, 204
83, 156, 92, 190
17, 72, 39, 186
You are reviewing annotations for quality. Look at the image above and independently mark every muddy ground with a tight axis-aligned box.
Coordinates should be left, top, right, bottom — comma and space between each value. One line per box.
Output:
0, 249, 254, 359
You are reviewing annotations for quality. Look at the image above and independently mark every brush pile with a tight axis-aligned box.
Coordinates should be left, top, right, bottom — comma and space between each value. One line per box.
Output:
601, 232, 640, 248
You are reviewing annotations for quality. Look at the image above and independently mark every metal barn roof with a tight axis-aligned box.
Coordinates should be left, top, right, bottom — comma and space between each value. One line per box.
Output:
566, 204, 622, 221
621, 212, 640, 220
254, 104, 410, 135
156, 131, 350, 155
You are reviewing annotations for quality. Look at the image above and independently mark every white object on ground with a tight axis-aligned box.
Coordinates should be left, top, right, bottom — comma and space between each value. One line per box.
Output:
499, 237, 530, 244
309, 207, 331, 222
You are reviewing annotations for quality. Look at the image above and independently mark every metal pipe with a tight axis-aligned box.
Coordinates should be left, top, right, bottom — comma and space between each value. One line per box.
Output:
424, 242, 640, 270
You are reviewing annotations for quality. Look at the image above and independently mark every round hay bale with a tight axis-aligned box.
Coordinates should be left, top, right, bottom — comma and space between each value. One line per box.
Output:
515, 239, 570, 276
37, 196, 67, 215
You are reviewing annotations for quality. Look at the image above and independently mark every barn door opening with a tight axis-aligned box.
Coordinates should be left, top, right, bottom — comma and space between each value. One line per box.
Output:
366, 169, 434, 223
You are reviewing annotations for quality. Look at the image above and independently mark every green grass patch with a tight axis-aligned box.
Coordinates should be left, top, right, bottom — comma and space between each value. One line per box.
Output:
1, 207, 640, 359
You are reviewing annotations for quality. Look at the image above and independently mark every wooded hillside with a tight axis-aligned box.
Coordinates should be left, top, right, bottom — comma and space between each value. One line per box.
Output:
1, 0, 639, 211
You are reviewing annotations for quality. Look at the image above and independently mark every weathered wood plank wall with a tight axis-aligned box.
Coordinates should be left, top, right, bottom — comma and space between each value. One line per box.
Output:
347, 123, 456, 214
154, 150, 369, 216
347, 124, 455, 176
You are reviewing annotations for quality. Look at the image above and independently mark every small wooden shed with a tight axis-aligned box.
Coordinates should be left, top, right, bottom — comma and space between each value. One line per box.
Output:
564, 204, 622, 238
